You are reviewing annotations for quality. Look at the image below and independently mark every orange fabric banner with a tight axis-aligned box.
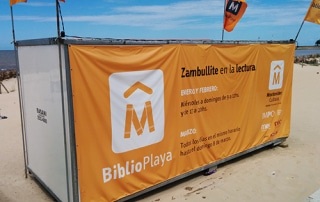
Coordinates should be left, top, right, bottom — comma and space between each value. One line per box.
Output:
224, 0, 247, 32
68, 43, 295, 201
10, 0, 63, 6
10, 0, 27, 6
304, 0, 320, 24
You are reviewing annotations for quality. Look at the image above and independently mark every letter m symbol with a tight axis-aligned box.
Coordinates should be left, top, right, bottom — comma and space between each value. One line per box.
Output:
123, 82, 155, 138
226, 0, 242, 15
269, 60, 284, 90
272, 66, 281, 85
124, 101, 155, 138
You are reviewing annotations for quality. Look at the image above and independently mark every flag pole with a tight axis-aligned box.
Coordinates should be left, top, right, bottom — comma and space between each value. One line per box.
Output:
56, 0, 61, 38
294, 20, 305, 42
222, 0, 226, 41
55, 1, 71, 198
295, 0, 314, 43
10, 4, 29, 179
10, 6, 16, 44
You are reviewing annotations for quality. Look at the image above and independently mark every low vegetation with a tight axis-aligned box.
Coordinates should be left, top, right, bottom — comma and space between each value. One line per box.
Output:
0, 69, 17, 81
294, 54, 320, 65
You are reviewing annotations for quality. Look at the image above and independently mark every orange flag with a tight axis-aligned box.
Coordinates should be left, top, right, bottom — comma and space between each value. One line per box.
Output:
224, 0, 247, 32
304, 0, 320, 24
10, 0, 64, 6
10, 0, 27, 6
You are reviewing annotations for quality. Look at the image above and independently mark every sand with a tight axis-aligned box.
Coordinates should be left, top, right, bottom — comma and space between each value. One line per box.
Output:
0, 64, 319, 202
0, 79, 54, 201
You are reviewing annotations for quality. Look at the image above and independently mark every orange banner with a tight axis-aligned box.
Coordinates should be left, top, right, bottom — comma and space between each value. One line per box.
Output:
10, 0, 27, 6
68, 43, 295, 201
304, 0, 320, 24
224, 0, 247, 32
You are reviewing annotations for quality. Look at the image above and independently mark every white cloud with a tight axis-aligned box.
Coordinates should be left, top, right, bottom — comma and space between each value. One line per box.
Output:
22, 2, 55, 7
8, 0, 311, 30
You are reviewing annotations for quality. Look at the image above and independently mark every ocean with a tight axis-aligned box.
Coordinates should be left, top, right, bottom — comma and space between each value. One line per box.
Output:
0, 50, 16, 70
295, 49, 320, 56
1, 48, 320, 70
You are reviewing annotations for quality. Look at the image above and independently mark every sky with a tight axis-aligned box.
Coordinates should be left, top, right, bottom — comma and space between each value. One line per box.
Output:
1, 0, 320, 50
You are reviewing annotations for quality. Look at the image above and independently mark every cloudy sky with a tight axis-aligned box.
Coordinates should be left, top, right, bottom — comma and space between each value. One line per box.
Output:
0, 0, 319, 49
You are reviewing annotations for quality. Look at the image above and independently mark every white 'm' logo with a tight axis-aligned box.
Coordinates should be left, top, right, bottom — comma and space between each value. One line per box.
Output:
269, 60, 284, 90
109, 70, 164, 153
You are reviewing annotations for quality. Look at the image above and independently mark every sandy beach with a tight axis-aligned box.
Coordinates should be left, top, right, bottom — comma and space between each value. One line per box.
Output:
0, 63, 319, 202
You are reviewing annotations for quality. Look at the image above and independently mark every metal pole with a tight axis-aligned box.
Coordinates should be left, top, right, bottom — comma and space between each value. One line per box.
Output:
55, 0, 72, 200
222, 0, 227, 41
56, 0, 61, 38
0, 81, 10, 94
10, 5, 28, 178
294, 20, 305, 42
10, 6, 16, 44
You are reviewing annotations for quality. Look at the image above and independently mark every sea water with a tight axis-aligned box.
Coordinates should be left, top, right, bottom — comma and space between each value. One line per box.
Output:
295, 49, 320, 56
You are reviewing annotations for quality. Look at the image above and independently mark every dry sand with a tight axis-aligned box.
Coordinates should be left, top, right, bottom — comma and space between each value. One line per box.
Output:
0, 64, 319, 202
